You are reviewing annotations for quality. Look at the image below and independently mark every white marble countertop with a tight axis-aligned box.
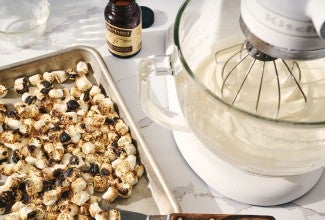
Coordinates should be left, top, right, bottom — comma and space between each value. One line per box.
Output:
1, 0, 325, 219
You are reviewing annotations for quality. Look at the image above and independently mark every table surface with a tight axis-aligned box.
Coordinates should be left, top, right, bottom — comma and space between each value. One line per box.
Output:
1, 1, 325, 219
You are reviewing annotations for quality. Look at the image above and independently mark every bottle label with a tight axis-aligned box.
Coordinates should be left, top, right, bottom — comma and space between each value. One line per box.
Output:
105, 22, 142, 56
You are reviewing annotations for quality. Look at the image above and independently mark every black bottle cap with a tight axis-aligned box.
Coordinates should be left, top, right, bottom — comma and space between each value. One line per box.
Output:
141, 6, 154, 29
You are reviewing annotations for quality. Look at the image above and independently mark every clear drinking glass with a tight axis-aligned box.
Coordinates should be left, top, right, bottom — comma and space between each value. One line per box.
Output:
0, 0, 50, 48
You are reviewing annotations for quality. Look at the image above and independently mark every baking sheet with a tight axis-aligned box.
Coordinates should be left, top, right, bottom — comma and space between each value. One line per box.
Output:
0, 45, 181, 215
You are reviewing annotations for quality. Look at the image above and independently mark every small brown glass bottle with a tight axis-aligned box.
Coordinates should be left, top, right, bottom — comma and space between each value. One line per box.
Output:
104, 0, 142, 58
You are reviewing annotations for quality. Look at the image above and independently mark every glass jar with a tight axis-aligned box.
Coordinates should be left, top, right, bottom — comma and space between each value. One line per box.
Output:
104, 0, 142, 58
0, 0, 50, 48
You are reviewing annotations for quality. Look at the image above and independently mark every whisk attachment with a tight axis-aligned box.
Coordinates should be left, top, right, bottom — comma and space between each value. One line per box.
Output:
215, 41, 308, 119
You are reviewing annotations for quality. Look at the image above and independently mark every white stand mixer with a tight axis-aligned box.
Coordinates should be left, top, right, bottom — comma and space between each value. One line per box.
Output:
139, 0, 325, 206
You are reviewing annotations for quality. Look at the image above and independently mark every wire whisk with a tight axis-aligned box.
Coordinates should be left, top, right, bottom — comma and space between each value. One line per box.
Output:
214, 41, 307, 119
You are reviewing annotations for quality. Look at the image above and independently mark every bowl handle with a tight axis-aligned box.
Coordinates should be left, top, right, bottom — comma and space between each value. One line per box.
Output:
138, 55, 190, 131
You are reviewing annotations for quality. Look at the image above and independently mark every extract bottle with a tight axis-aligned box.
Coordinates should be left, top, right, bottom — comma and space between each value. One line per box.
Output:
104, 0, 142, 58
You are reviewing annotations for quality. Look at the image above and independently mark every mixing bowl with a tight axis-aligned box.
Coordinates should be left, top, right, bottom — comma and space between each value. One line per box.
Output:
0, 0, 50, 47
138, 0, 325, 176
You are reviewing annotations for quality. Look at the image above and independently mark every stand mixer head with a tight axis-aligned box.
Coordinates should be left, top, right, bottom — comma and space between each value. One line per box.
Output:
216, 0, 325, 119
240, 0, 325, 60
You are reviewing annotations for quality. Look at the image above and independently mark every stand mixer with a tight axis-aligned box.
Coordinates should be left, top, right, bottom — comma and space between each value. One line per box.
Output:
138, 0, 325, 205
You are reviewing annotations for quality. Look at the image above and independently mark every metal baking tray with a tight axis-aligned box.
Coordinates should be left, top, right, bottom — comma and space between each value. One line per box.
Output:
0, 46, 181, 215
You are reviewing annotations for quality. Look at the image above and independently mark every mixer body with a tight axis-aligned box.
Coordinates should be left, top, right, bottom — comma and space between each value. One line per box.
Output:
241, 0, 325, 60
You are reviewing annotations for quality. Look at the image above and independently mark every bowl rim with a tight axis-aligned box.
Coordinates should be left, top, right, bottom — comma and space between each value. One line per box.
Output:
173, 0, 325, 127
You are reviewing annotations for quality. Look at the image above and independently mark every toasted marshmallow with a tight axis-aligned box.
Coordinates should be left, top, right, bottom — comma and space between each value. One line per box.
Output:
123, 171, 138, 186
2, 173, 25, 190
115, 183, 132, 198
76, 61, 89, 75
89, 86, 101, 97
117, 134, 132, 147
21, 92, 37, 104
100, 163, 112, 175
89, 114, 105, 128
66, 69, 79, 80
51, 149, 64, 161
126, 155, 137, 170
57, 213, 74, 220
67, 129, 81, 144
1, 131, 21, 144
109, 209, 121, 220
58, 200, 79, 215
102, 186, 120, 203
92, 94, 105, 102
85, 182, 94, 195
49, 88, 64, 99
94, 141, 105, 153
71, 191, 89, 206
14, 83, 29, 95
0, 163, 15, 176
34, 207, 46, 220
45, 212, 60, 220
71, 177, 87, 193
94, 213, 110, 220
25, 156, 47, 169
53, 70, 68, 84
106, 132, 119, 143
112, 158, 132, 178
70, 85, 82, 98
43, 71, 56, 83
3, 211, 20, 220
93, 175, 109, 193
0, 85, 8, 98
89, 202, 102, 217
98, 98, 114, 115
76, 75, 92, 92
19, 206, 37, 220
123, 144, 137, 156
115, 119, 129, 136
11, 201, 26, 212
135, 164, 145, 178
43, 142, 55, 154
81, 142, 96, 155
29, 74, 42, 86
51, 103, 67, 115
14, 102, 26, 115
61, 112, 78, 124
104, 148, 117, 162
19, 118, 34, 134
16, 104, 39, 119
34, 119, 49, 134
14, 77, 28, 86
6, 117, 21, 130
0, 111, 5, 124
43, 189, 61, 206
0, 144, 8, 161
29, 137, 42, 148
